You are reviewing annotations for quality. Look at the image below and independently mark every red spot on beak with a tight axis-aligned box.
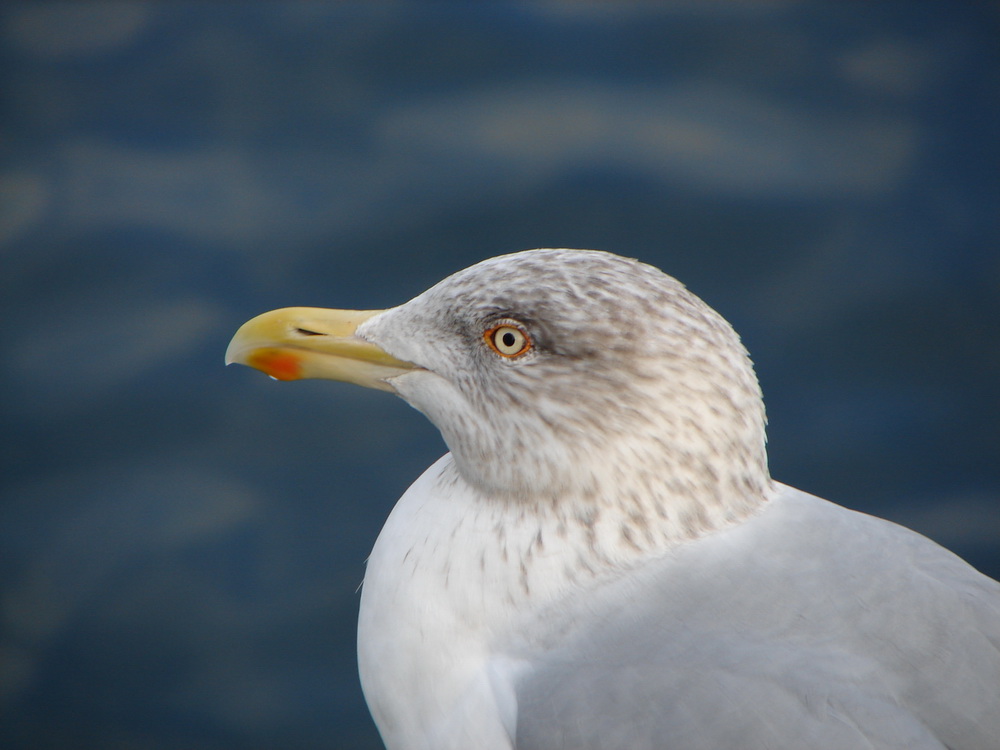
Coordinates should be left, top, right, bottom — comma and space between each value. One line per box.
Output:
248, 350, 303, 381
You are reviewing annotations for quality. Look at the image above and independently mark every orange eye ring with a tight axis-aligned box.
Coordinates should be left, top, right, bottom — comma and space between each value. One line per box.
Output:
484, 323, 532, 358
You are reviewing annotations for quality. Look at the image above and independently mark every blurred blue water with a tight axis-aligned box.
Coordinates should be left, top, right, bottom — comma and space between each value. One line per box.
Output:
1, 3, 998, 748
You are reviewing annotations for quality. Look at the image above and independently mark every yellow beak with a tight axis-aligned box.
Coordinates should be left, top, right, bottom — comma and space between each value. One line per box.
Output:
225, 307, 417, 392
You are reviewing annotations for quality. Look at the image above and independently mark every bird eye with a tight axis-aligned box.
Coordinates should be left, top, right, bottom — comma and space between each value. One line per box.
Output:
485, 324, 532, 358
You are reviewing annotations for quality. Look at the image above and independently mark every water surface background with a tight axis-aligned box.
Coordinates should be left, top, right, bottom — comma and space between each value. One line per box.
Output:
2, 3, 998, 748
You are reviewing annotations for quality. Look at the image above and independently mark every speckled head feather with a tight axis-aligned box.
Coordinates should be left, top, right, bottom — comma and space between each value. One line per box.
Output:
358, 248, 769, 544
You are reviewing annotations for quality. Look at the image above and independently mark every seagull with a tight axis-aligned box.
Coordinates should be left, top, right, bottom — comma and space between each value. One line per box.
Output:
226, 248, 1000, 750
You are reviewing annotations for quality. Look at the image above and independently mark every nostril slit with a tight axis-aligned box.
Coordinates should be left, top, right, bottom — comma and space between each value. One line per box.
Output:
295, 327, 326, 336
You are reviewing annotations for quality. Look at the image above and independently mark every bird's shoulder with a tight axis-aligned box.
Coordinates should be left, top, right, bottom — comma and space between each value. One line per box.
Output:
508, 485, 1000, 750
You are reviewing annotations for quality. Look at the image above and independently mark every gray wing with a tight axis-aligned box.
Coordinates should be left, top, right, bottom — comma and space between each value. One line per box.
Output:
513, 485, 1000, 750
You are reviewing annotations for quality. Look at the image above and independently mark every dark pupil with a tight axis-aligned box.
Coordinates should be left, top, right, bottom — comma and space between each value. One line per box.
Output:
501, 331, 517, 348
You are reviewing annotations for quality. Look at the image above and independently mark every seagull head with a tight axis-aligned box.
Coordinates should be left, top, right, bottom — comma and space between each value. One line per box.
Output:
227, 249, 770, 534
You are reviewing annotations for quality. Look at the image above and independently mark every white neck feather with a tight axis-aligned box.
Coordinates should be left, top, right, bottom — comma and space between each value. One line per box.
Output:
358, 451, 771, 750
